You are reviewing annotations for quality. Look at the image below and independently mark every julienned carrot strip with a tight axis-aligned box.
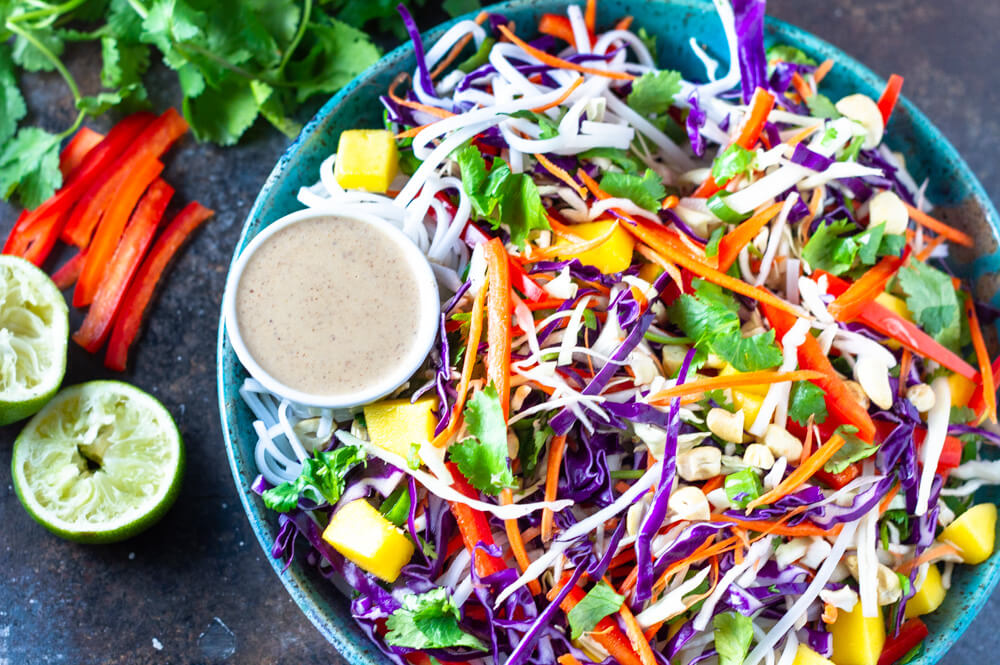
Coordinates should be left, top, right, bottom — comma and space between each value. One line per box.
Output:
877, 74, 904, 126
615, 16, 634, 30
791, 71, 813, 100
786, 124, 822, 148
716, 201, 785, 272
747, 434, 847, 510
430, 12, 487, 79
51, 250, 85, 289
387, 74, 456, 120
557, 655, 583, 665
557, 585, 644, 665
500, 488, 541, 595
73, 179, 174, 352
898, 349, 913, 397
827, 253, 907, 321
541, 434, 568, 542
535, 150, 587, 198
966, 298, 997, 424
546, 214, 587, 241
59, 127, 104, 178
711, 514, 840, 537
484, 238, 513, 417
661, 195, 679, 210
584, 0, 597, 33
104, 201, 214, 371
434, 283, 486, 446
813, 59, 834, 84
879, 482, 901, 515
897, 542, 960, 574
902, 201, 974, 247
395, 122, 436, 139
539, 14, 577, 46
529, 221, 620, 262
619, 602, 657, 665
701, 475, 725, 495
915, 234, 947, 262
496, 25, 636, 80
970, 357, 1000, 422
448, 462, 508, 578
648, 370, 824, 404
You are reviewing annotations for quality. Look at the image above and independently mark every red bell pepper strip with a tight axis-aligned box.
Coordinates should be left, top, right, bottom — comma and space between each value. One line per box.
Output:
691, 88, 775, 198
826, 252, 908, 322
73, 179, 174, 352
556, 585, 644, 665
816, 270, 978, 381
104, 201, 213, 371
970, 357, 1000, 421
446, 462, 507, 578
877, 74, 905, 127
966, 297, 997, 423
73, 157, 165, 307
462, 222, 548, 302
539, 14, 577, 45
873, 420, 962, 473
51, 250, 86, 290
814, 463, 861, 490
59, 127, 104, 178
761, 301, 877, 443
877, 617, 927, 665
62, 108, 188, 248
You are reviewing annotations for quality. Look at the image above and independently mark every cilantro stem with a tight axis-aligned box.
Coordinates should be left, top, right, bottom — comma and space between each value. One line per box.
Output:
125, 0, 149, 20
58, 111, 85, 140
644, 331, 693, 345
5, 20, 80, 102
5, 0, 89, 27
610, 469, 647, 479
277, 0, 313, 76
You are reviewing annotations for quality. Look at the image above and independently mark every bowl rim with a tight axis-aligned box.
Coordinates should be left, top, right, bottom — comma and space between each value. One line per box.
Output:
217, 2, 1000, 664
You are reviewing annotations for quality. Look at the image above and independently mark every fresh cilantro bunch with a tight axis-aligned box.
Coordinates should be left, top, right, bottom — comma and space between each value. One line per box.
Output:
385, 588, 487, 651
448, 385, 515, 495
0, 0, 478, 208
801, 218, 904, 276
261, 444, 366, 512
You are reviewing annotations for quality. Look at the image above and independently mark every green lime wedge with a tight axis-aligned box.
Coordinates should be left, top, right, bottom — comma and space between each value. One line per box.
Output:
0, 255, 68, 426
12, 381, 184, 544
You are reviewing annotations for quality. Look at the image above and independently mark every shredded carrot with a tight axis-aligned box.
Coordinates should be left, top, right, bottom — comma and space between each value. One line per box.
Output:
535, 149, 587, 198
615, 16, 634, 31
879, 482, 900, 515
430, 20, 479, 79
716, 201, 785, 272
394, 122, 437, 140
801, 415, 815, 461
898, 349, 913, 398
822, 603, 838, 624
813, 59, 834, 84
497, 25, 636, 80
388, 74, 456, 119
827, 253, 907, 321
791, 71, 813, 100
747, 434, 847, 509
902, 201, 974, 247
500, 488, 542, 595
528, 221, 621, 262
584, 0, 597, 33
915, 233, 948, 262
619, 602, 657, 665
634, 245, 683, 291
541, 434, 568, 542
784, 123, 822, 148
966, 298, 997, 423
897, 542, 961, 574
433, 283, 487, 446
558, 655, 583, 665
701, 475, 725, 495
532, 75, 585, 113
661, 194, 679, 210
806, 185, 825, 221
647, 369, 824, 405
711, 514, 840, 537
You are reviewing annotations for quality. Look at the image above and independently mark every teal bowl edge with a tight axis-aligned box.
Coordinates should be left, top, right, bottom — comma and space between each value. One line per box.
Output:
216, 2, 1000, 664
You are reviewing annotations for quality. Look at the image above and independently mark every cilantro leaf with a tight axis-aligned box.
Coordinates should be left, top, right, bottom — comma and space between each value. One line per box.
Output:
705, 227, 724, 258
824, 426, 878, 474
0, 127, 62, 210
579, 147, 641, 174
627, 69, 683, 116
283, 16, 381, 105
801, 218, 858, 275
712, 330, 783, 372
713, 612, 754, 665
897, 261, 962, 350
0, 44, 26, 146
261, 444, 366, 512
599, 169, 667, 212
856, 222, 886, 265
788, 381, 828, 426
183, 77, 260, 145
806, 93, 841, 120
507, 110, 560, 139
385, 588, 487, 651
767, 44, 817, 66
11, 28, 64, 73
712, 144, 756, 185
567, 582, 625, 640
449, 386, 514, 495
513, 419, 551, 478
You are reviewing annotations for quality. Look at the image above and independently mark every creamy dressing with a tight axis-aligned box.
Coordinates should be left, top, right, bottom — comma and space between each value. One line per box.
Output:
235, 215, 426, 398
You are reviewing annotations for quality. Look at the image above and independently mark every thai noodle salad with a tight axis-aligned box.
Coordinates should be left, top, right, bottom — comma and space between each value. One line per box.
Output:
238, 2, 1000, 664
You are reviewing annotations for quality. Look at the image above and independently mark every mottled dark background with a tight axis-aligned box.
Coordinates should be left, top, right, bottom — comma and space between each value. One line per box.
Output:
1, 1, 998, 663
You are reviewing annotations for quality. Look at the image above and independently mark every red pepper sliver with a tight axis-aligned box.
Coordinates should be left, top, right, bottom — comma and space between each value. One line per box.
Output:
61, 108, 188, 248
876, 74, 905, 127
51, 250, 87, 290
73, 157, 164, 307
104, 201, 213, 371
539, 13, 577, 45
877, 617, 927, 665
446, 462, 507, 578
73, 179, 174, 352
59, 127, 105, 178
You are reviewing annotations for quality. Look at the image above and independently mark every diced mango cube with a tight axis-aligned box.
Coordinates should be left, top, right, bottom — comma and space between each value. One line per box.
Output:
939, 503, 997, 564
949, 372, 977, 409
905, 563, 946, 618
323, 499, 414, 582
830, 602, 885, 665
333, 129, 399, 192
733, 389, 765, 424
793, 644, 834, 665
557, 220, 636, 274
363, 397, 438, 458
875, 292, 912, 320
638, 262, 664, 285
720, 364, 769, 396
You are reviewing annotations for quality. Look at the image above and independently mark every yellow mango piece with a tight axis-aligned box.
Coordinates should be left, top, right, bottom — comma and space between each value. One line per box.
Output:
949, 372, 977, 408
333, 129, 399, 192
733, 389, 764, 424
323, 499, 414, 582
364, 397, 438, 458
793, 644, 834, 665
939, 503, 998, 564
905, 563, 946, 618
830, 602, 885, 665
720, 364, 769, 397
638, 262, 664, 284
557, 220, 636, 274
875, 292, 912, 320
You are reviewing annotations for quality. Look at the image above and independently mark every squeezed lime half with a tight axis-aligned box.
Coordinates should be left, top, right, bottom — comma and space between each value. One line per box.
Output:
12, 381, 184, 543
0, 254, 68, 426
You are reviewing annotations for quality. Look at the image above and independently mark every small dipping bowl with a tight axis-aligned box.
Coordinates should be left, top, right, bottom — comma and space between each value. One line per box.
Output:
223, 209, 440, 410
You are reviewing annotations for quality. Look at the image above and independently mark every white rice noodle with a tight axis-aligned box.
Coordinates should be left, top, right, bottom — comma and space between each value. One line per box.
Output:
437, 547, 472, 589
744, 520, 860, 665
567, 5, 593, 54
698, 0, 741, 99
589, 198, 661, 222
604, 94, 695, 170
797, 276, 834, 323
776, 628, 799, 665
856, 504, 880, 617
755, 192, 797, 287
688, 37, 720, 82
917, 377, 952, 516
951, 460, 1000, 484
785, 258, 801, 304
593, 30, 656, 68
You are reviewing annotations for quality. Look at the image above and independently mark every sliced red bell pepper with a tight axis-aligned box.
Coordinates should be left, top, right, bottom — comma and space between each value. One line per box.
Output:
446, 462, 507, 578
970, 357, 1000, 420
814, 463, 861, 490
73, 179, 174, 352
73, 157, 165, 307
62, 108, 188, 248
877, 74, 905, 127
59, 127, 104, 178
877, 617, 927, 665
51, 250, 86, 290
873, 420, 962, 474
539, 13, 577, 45
761, 301, 877, 442
462, 222, 548, 302
104, 201, 213, 371
815, 270, 978, 381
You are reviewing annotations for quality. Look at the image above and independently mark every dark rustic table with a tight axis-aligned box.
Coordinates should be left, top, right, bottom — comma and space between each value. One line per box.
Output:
2, 1, 998, 663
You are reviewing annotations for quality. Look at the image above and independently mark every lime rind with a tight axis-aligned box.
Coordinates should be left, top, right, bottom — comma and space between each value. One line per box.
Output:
0, 255, 68, 425
12, 381, 184, 544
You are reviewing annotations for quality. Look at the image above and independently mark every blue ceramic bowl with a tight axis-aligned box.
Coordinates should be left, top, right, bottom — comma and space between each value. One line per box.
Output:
217, 2, 1000, 663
